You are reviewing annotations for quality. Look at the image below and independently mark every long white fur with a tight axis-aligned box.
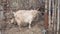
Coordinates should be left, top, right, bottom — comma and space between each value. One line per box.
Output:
13, 10, 39, 28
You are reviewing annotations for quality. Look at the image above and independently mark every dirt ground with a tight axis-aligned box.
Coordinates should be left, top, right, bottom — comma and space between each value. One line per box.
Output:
1, 20, 44, 34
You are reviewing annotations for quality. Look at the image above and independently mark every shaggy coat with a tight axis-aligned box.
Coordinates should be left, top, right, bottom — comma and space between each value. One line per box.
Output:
13, 10, 39, 28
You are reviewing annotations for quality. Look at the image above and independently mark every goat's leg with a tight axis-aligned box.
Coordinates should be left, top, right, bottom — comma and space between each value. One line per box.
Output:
17, 23, 21, 31
29, 22, 31, 29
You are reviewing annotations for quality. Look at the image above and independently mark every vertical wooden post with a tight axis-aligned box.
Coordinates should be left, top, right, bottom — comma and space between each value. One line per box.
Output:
45, 0, 48, 29
45, 0, 49, 34
57, 0, 59, 34
48, 0, 52, 34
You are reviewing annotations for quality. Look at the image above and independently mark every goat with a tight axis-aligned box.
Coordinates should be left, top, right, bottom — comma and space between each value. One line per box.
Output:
13, 10, 40, 29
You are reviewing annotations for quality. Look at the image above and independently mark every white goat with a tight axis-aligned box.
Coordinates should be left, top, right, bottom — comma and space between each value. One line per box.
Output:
13, 10, 39, 28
